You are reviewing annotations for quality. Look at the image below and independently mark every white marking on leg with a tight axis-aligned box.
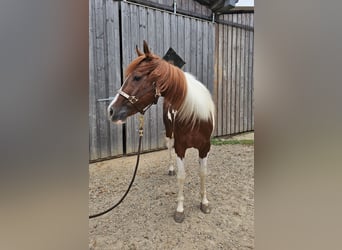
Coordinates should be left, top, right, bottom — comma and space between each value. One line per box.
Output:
165, 137, 174, 172
176, 156, 185, 212
199, 157, 209, 205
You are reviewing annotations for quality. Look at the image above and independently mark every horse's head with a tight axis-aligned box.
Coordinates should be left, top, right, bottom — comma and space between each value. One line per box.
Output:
108, 41, 162, 124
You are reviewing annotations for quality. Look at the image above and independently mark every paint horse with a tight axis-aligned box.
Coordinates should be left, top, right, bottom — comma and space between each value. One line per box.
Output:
107, 41, 215, 223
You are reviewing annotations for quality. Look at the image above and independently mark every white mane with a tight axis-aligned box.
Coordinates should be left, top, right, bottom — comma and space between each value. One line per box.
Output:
177, 72, 215, 128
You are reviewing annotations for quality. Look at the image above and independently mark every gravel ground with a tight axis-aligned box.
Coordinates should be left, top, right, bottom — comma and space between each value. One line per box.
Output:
89, 143, 254, 250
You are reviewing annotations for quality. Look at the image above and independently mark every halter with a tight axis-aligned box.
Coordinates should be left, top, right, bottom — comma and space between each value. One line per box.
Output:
118, 75, 161, 115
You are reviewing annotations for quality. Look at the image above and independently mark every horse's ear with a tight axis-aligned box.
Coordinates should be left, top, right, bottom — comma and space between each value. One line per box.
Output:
143, 40, 151, 56
136, 45, 144, 57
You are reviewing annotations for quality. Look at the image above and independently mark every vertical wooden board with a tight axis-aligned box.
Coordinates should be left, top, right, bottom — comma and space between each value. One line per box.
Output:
231, 14, 237, 134
94, 0, 111, 158
89, 0, 99, 160
203, 4, 212, 18
194, 1, 201, 14
247, 14, 253, 131
202, 22, 209, 88
243, 13, 249, 132
234, 14, 241, 133
178, 0, 184, 12
121, 2, 136, 154
132, 4, 144, 153
239, 14, 246, 133
227, 15, 232, 135
196, 20, 203, 82
106, 0, 123, 156
155, 9, 165, 149
216, 23, 223, 136
213, 23, 219, 136
163, 12, 171, 55
188, 0, 195, 13
247, 14, 252, 131
177, 16, 185, 64
170, 14, 178, 52
161, 12, 171, 146
147, 8, 158, 152
183, 17, 191, 73
133, 5, 148, 152
139, 6, 147, 43
207, 22, 215, 95
250, 14, 254, 130
222, 16, 228, 135
189, 19, 197, 76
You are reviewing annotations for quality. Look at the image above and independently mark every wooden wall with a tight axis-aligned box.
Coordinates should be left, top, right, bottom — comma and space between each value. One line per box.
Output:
89, 0, 254, 161
89, 0, 123, 161
214, 13, 254, 136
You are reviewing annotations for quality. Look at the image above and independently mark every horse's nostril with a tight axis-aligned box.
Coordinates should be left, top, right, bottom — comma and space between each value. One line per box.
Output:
109, 107, 114, 117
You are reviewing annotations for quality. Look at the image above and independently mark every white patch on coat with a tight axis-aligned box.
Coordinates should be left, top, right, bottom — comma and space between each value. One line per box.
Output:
176, 156, 185, 212
177, 72, 215, 130
167, 108, 172, 121
199, 157, 209, 205
165, 137, 174, 172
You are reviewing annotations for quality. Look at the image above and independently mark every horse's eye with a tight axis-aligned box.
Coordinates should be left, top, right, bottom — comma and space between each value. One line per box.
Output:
133, 76, 142, 81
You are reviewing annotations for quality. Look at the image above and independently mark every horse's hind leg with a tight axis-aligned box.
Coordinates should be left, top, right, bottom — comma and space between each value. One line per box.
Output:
199, 150, 211, 214
174, 155, 186, 223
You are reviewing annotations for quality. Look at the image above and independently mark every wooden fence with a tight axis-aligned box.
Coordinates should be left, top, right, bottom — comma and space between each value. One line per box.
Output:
214, 13, 254, 136
89, 0, 254, 161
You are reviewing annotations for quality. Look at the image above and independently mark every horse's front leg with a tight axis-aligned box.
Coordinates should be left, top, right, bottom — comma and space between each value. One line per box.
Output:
199, 156, 211, 214
165, 137, 175, 176
174, 155, 185, 223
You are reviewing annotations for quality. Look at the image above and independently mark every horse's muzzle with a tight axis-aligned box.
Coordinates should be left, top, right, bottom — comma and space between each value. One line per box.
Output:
108, 106, 128, 124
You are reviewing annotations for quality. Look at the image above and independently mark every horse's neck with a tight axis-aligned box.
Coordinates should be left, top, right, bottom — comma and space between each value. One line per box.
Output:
160, 66, 187, 110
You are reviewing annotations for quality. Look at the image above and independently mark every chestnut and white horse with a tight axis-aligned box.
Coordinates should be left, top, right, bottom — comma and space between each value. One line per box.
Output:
107, 41, 215, 223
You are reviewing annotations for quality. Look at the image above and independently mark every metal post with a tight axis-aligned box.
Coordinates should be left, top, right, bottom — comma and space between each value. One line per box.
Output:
173, 0, 177, 14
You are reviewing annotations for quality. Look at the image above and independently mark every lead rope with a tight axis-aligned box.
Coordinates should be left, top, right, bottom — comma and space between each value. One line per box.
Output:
89, 115, 144, 219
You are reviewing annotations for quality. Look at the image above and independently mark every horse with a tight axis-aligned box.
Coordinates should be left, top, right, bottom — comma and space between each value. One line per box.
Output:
107, 41, 215, 223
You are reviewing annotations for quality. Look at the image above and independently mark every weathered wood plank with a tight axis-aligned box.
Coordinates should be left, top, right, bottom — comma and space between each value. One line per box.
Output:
155, 10, 165, 149
217, 22, 223, 136
250, 14, 254, 130
222, 15, 228, 135
196, 20, 203, 82
183, 16, 191, 73
148, 8, 158, 151
121, 2, 136, 154
94, 0, 111, 158
246, 13, 252, 131
89, 0, 99, 160
243, 13, 248, 132
207, 22, 215, 95
239, 14, 245, 132
189, 19, 197, 76
163, 12, 171, 54
231, 14, 237, 134
177, 16, 185, 65
106, 0, 123, 156
170, 13, 178, 51
235, 14, 241, 133
202, 22, 208, 88
227, 14, 233, 135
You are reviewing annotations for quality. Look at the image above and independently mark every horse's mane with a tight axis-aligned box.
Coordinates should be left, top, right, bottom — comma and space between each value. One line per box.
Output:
126, 54, 214, 128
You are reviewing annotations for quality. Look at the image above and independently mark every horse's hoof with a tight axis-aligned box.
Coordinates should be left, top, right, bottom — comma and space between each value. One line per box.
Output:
174, 211, 185, 223
200, 203, 211, 214
168, 170, 176, 176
